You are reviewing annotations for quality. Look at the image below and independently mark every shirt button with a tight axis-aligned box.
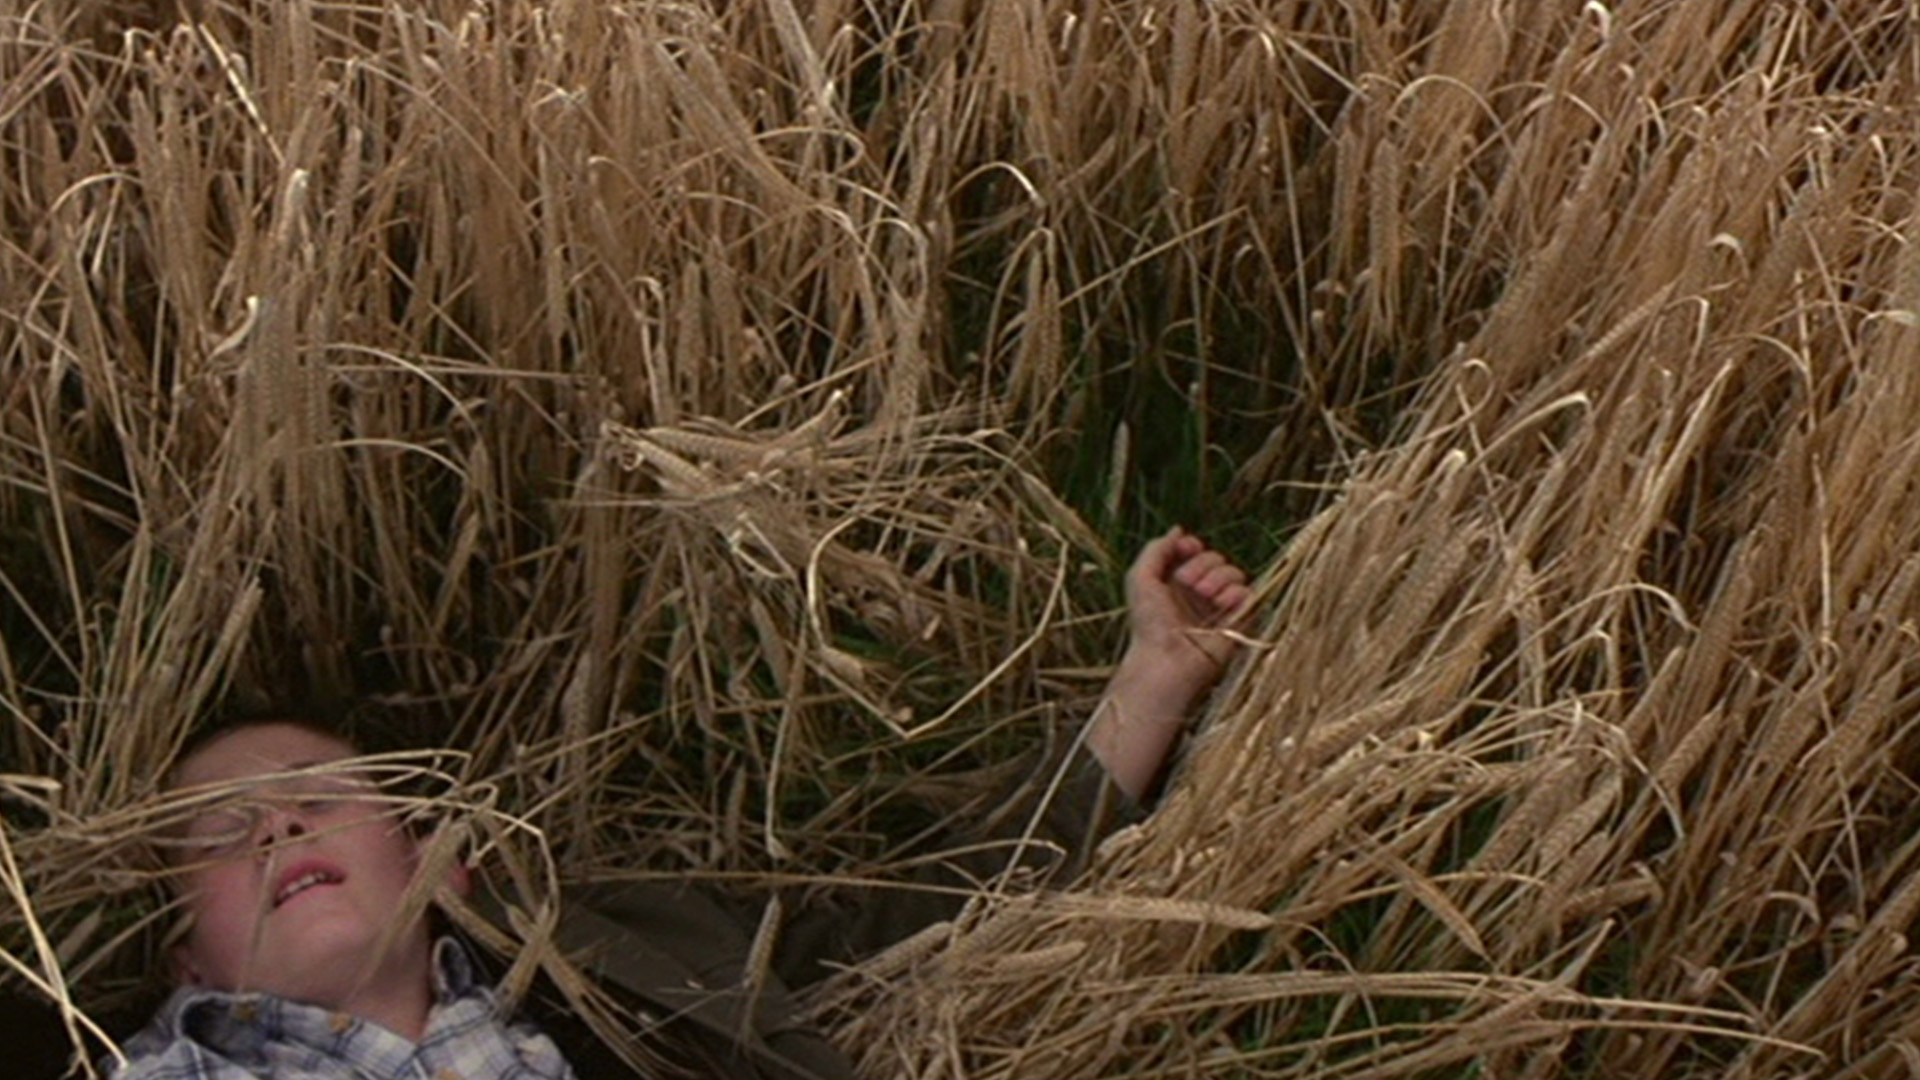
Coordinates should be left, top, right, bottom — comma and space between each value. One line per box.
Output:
329, 1013, 352, 1034
436, 1071, 461, 1080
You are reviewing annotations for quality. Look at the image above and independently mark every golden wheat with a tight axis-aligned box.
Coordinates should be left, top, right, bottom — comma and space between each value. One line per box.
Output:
9, 1, 1920, 1077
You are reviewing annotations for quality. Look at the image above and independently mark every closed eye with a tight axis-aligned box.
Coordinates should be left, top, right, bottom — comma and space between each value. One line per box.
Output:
168, 768, 388, 857
180, 803, 263, 854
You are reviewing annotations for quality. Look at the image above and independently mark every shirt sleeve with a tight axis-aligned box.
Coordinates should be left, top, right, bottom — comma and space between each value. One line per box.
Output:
528, 732, 1145, 1078
768, 732, 1144, 988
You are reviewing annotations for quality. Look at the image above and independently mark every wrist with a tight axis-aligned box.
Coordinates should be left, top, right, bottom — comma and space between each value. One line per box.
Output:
1107, 644, 1216, 722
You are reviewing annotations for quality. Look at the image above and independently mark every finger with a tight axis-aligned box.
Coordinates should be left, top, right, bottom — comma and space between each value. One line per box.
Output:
1189, 562, 1248, 602
1212, 582, 1253, 622
1128, 529, 1184, 581
1201, 557, 1248, 587
1163, 530, 1206, 568
1186, 580, 1251, 631
1129, 529, 1209, 593
1172, 549, 1230, 589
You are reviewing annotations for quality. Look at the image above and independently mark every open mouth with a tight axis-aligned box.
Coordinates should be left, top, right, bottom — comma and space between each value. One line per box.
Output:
273, 863, 345, 908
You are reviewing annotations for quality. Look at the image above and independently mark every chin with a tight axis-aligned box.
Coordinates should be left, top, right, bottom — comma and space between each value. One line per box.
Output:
228, 921, 412, 994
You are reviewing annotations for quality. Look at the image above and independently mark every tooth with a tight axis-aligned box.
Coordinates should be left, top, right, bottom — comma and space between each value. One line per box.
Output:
277, 871, 331, 905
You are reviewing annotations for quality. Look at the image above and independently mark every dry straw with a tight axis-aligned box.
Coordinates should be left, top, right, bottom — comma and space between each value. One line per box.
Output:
6, 1, 1920, 1078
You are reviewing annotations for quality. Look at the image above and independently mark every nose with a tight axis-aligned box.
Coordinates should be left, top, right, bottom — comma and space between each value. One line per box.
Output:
253, 804, 312, 855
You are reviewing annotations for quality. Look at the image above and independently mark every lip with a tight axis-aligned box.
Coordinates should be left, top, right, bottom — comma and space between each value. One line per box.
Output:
270, 858, 347, 910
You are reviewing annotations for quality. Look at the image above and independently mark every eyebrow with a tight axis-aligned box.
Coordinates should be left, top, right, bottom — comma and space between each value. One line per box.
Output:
184, 757, 368, 795
231, 756, 353, 776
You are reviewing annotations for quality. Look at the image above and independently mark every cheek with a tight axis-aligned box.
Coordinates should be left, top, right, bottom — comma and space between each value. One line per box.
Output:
183, 864, 259, 921
334, 815, 425, 887
178, 865, 262, 976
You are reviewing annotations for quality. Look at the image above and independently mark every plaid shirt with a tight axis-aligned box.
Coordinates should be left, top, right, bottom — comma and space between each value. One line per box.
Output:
109, 940, 580, 1079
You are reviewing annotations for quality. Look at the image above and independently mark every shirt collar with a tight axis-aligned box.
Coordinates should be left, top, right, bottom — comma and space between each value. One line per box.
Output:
132, 936, 489, 1056
432, 935, 485, 1000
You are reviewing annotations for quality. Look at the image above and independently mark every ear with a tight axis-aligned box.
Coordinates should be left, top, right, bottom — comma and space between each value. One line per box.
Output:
415, 819, 474, 899
444, 857, 473, 899
169, 943, 204, 987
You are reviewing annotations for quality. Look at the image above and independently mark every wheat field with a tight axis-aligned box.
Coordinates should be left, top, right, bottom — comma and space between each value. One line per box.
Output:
5, 1, 1920, 1077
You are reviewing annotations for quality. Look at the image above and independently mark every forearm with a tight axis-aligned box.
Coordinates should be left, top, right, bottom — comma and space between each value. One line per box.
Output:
1085, 646, 1208, 800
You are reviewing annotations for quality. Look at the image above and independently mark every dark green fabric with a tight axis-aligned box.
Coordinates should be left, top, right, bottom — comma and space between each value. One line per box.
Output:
487, 740, 1141, 1079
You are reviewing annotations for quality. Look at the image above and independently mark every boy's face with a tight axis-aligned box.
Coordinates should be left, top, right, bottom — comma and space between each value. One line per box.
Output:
168, 723, 436, 1003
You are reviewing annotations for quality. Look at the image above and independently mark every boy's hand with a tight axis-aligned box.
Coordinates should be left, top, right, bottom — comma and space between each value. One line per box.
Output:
1122, 527, 1252, 710
1089, 528, 1252, 798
